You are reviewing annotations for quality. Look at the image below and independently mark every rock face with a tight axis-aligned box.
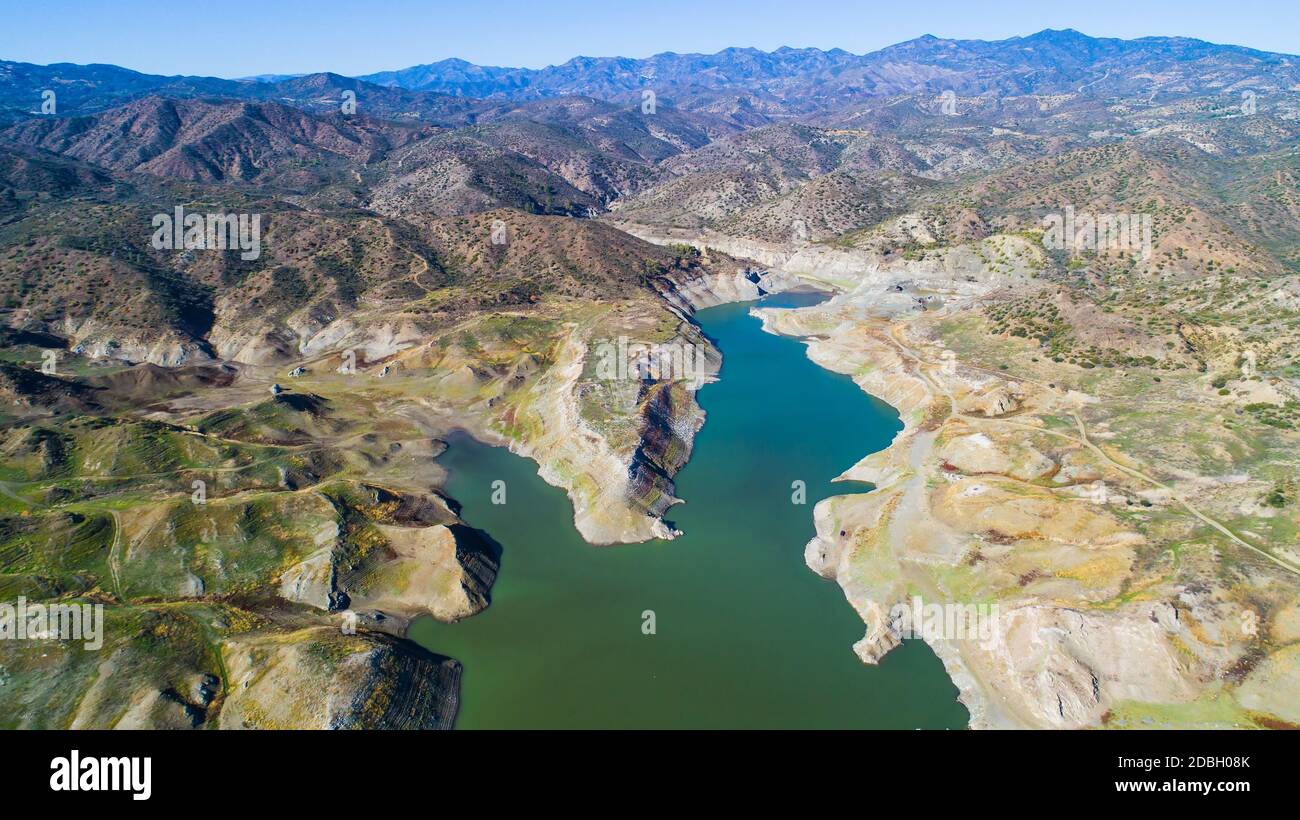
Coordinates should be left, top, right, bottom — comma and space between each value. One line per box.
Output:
965, 385, 1021, 417
624, 226, 864, 280
967, 603, 1201, 728
654, 264, 798, 312
268, 486, 500, 625
279, 548, 336, 610
218, 627, 461, 730
625, 380, 706, 527
938, 433, 1056, 481
340, 523, 498, 622
58, 317, 215, 367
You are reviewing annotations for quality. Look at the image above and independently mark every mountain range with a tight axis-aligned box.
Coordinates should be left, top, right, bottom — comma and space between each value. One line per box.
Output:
5, 29, 1297, 122
1, 28, 1299, 731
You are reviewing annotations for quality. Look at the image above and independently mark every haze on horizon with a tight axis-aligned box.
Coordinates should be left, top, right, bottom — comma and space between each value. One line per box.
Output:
0, 0, 1295, 79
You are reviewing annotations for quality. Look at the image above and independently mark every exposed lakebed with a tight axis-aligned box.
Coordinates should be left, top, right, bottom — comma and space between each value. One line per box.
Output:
409, 291, 969, 728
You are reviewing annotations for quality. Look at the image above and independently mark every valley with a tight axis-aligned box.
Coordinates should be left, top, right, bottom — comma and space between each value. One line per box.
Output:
1, 28, 1298, 729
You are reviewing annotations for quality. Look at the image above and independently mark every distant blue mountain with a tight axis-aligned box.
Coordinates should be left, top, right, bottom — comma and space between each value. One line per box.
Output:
356, 29, 1299, 104
3, 29, 1296, 121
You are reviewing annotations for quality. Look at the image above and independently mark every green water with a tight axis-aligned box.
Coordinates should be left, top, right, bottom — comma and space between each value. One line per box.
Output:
409, 292, 969, 728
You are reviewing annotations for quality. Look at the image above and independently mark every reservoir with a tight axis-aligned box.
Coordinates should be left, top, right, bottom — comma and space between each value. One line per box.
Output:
409, 291, 969, 728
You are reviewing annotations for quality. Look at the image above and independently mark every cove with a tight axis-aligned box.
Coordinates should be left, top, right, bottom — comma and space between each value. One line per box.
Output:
409, 291, 970, 729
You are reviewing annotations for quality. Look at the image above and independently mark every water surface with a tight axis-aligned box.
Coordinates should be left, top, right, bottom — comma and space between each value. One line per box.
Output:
410, 292, 968, 728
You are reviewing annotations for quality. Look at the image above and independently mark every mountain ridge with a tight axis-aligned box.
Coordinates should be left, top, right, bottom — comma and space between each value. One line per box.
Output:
5, 29, 1298, 122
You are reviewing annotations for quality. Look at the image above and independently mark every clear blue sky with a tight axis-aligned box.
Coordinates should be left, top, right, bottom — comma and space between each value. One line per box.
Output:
1, 0, 1295, 77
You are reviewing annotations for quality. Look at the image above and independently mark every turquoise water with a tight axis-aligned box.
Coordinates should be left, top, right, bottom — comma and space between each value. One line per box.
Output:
409, 292, 968, 728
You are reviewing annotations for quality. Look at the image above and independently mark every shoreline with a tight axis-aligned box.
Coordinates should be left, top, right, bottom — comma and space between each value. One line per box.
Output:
748, 295, 995, 726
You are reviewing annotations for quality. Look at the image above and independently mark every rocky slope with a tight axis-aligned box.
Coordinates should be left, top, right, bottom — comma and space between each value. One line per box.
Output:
1, 97, 431, 188
739, 232, 1300, 729
219, 627, 461, 730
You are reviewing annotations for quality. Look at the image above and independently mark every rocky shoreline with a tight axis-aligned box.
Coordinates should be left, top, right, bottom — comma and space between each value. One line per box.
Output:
627, 221, 1297, 730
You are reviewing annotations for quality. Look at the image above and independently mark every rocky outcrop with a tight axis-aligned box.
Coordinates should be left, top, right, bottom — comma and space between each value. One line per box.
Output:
339, 523, 499, 623
654, 265, 798, 312
218, 627, 461, 730
53, 317, 213, 367
273, 484, 499, 625
626, 380, 705, 526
